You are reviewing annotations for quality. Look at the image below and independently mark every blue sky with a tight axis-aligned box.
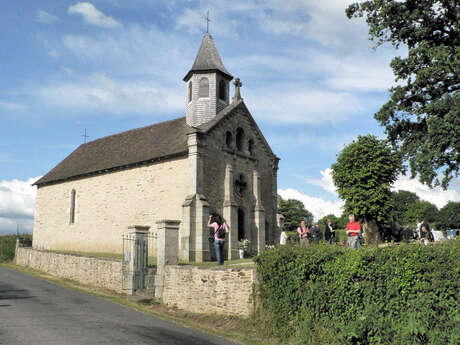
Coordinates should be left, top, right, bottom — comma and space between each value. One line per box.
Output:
1, 0, 459, 234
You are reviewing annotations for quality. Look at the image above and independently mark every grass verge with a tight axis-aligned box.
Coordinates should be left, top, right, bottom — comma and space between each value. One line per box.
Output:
1, 262, 276, 345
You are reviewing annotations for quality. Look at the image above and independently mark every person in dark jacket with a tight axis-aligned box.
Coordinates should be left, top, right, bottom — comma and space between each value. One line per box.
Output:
324, 219, 335, 244
310, 223, 321, 244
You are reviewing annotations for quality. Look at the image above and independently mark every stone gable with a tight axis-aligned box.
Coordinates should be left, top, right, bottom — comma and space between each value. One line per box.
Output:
201, 103, 279, 249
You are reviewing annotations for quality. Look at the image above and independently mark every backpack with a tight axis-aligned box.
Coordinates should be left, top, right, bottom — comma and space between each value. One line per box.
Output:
216, 224, 226, 240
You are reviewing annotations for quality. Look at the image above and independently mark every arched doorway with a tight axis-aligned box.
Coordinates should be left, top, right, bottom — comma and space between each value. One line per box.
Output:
237, 208, 245, 241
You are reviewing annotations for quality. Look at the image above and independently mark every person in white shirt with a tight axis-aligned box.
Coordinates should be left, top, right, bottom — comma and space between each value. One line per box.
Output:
416, 219, 422, 239
280, 230, 288, 245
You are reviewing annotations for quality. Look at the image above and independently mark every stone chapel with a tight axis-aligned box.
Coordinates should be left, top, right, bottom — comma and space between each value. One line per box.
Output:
32, 33, 280, 262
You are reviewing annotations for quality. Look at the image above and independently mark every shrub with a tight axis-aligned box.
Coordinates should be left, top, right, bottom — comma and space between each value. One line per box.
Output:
254, 241, 460, 345
0, 234, 32, 262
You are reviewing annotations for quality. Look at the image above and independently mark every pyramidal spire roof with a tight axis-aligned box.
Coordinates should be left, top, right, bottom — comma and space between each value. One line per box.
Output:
183, 33, 233, 81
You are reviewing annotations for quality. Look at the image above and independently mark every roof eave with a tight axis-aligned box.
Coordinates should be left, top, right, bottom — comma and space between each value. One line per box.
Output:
33, 150, 189, 187
183, 69, 233, 82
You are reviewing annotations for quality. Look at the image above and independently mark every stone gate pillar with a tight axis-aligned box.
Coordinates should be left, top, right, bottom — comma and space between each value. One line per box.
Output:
155, 220, 180, 301
253, 170, 265, 255
126, 225, 150, 293
223, 163, 238, 260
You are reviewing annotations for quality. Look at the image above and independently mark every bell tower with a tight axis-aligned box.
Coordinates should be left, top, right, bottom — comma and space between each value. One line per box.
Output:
183, 33, 233, 127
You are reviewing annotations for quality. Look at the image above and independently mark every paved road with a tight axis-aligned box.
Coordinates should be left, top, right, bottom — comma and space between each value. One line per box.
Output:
0, 266, 239, 345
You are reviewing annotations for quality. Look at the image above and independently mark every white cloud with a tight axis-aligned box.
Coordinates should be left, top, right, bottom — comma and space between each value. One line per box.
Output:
249, 87, 365, 125
302, 168, 460, 212
36, 10, 59, 24
26, 1, 394, 126
279, 188, 344, 221
309, 51, 396, 92
34, 73, 183, 116
0, 101, 27, 112
175, 1, 251, 37
392, 175, 460, 209
174, 1, 369, 48
48, 49, 60, 58
68, 2, 121, 28
306, 168, 338, 196
61, 24, 193, 77
176, 8, 204, 34
0, 177, 39, 234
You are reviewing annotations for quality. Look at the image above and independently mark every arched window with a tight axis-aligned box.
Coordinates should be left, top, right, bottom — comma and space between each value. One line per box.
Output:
219, 80, 226, 101
198, 77, 209, 98
225, 131, 233, 148
248, 139, 254, 155
235, 174, 247, 196
188, 81, 193, 102
236, 127, 244, 151
69, 189, 76, 224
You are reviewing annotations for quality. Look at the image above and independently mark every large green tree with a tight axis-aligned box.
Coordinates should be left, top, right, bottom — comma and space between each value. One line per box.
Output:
392, 189, 420, 224
332, 135, 402, 244
404, 200, 439, 224
437, 201, 460, 230
346, 0, 460, 189
278, 196, 313, 231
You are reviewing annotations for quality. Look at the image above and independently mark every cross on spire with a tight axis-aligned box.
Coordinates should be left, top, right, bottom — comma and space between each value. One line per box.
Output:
81, 128, 89, 144
205, 10, 211, 33
232, 78, 243, 102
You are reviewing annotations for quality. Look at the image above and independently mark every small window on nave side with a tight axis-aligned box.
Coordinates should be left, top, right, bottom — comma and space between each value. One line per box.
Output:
69, 189, 76, 224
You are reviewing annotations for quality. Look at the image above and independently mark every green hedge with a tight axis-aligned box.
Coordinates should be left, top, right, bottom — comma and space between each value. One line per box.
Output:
0, 234, 32, 262
255, 241, 460, 345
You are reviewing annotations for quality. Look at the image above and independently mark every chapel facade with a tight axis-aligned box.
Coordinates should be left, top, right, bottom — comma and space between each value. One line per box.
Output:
32, 33, 280, 262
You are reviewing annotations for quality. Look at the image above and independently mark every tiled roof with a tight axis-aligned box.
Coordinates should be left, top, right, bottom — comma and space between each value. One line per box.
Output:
183, 33, 232, 81
34, 117, 189, 186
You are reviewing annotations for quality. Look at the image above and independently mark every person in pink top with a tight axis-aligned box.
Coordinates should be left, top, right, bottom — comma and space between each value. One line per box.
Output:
297, 220, 310, 248
207, 213, 229, 266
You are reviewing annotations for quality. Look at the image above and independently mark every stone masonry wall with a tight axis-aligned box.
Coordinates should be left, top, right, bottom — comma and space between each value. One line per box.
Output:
202, 103, 278, 246
15, 248, 258, 317
33, 157, 189, 254
162, 265, 257, 317
15, 247, 123, 293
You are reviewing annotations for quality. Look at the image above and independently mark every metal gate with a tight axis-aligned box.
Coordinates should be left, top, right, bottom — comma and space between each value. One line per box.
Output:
122, 231, 156, 291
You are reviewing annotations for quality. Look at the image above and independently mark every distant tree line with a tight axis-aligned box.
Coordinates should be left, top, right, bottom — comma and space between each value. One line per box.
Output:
278, 192, 460, 235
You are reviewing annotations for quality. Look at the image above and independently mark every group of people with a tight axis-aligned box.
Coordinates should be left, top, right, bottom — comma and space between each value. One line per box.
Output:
402, 219, 434, 244
280, 214, 364, 249
206, 211, 445, 266
293, 219, 338, 246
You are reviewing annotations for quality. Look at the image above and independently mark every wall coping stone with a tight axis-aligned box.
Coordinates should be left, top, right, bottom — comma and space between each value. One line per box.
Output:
23, 248, 122, 262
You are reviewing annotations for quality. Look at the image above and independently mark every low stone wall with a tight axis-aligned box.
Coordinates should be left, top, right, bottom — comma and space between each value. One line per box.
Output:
162, 265, 257, 317
15, 247, 123, 293
15, 247, 258, 317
